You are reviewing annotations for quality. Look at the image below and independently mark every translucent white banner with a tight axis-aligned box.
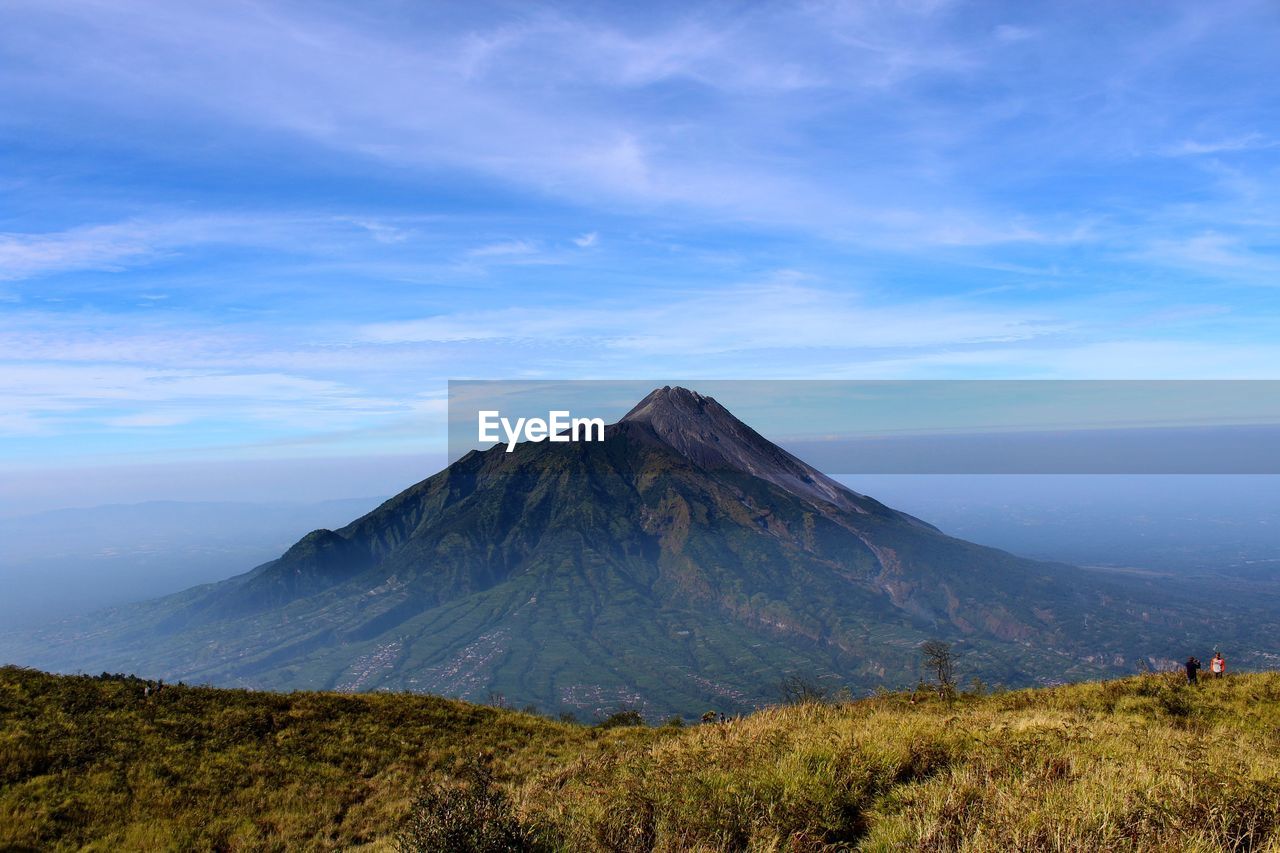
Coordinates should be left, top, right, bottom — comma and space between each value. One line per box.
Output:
448, 380, 1280, 474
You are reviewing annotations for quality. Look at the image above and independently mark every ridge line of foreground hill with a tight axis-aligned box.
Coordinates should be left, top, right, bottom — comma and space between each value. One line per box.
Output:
2, 665, 1279, 851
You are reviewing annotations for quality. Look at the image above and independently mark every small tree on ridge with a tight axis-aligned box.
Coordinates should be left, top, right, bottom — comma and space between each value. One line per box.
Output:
920, 640, 956, 699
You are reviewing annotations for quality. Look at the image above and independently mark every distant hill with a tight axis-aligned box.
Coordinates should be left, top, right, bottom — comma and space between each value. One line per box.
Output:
4, 387, 1278, 717
848, 473, 1280, 576
0, 497, 385, 626
3, 665, 1278, 850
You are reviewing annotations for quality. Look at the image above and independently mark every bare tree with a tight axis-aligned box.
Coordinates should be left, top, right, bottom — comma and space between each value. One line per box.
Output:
777, 674, 831, 705
920, 640, 956, 698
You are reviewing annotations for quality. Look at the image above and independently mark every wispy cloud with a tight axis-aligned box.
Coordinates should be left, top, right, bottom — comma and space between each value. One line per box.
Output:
850, 339, 1280, 380
0, 214, 476, 282
2, 0, 1279, 481
1138, 232, 1280, 282
359, 280, 1064, 354
0, 223, 163, 280
0, 216, 358, 281
993, 24, 1038, 43
467, 239, 539, 258
0, 361, 406, 438
0, 0, 1132, 245
103, 412, 195, 428
348, 219, 410, 244
1165, 134, 1276, 157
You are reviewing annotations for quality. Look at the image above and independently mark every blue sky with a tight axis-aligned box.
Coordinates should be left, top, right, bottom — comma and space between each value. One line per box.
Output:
2, 0, 1279, 506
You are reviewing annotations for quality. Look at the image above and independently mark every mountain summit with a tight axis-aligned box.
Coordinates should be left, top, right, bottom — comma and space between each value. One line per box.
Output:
618, 386, 887, 514
7, 387, 1229, 717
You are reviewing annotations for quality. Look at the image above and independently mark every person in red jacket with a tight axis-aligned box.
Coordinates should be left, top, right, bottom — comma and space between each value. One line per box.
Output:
1210, 652, 1226, 678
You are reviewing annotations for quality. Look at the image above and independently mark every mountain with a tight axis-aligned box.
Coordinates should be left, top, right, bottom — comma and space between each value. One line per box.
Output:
3, 386, 1273, 718
0, 497, 385, 626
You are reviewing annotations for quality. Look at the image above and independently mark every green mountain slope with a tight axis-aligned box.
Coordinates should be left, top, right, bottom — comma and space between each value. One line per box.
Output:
4, 387, 1275, 717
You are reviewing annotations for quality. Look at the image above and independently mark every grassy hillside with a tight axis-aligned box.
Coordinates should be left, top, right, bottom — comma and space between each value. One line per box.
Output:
523, 674, 1280, 851
0, 666, 661, 851
3, 665, 1280, 851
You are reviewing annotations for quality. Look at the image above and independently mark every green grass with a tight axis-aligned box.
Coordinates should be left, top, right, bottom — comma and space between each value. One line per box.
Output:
521, 673, 1280, 851
0, 666, 658, 851
4, 665, 1280, 851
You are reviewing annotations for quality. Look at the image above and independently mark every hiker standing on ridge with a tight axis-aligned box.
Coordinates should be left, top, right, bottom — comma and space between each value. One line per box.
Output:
1211, 652, 1226, 678
1185, 656, 1201, 684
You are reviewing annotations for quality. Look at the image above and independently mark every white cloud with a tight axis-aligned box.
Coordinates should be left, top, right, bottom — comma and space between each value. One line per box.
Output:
467, 240, 538, 258
0, 216, 311, 281
104, 412, 194, 428
851, 340, 1280, 380
359, 281, 1063, 354
0, 364, 360, 405
1165, 134, 1275, 156
1138, 232, 1280, 282
993, 25, 1037, 43
0, 0, 1094, 247
349, 219, 409, 244
0, 223, 161, 281
2, 0, 1277, 458
0, 357, 410, 437
0, 213, 462, 282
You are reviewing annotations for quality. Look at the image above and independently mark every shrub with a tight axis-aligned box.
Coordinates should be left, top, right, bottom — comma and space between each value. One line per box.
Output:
395, 756, 534, 852
596, 709, 645, 729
